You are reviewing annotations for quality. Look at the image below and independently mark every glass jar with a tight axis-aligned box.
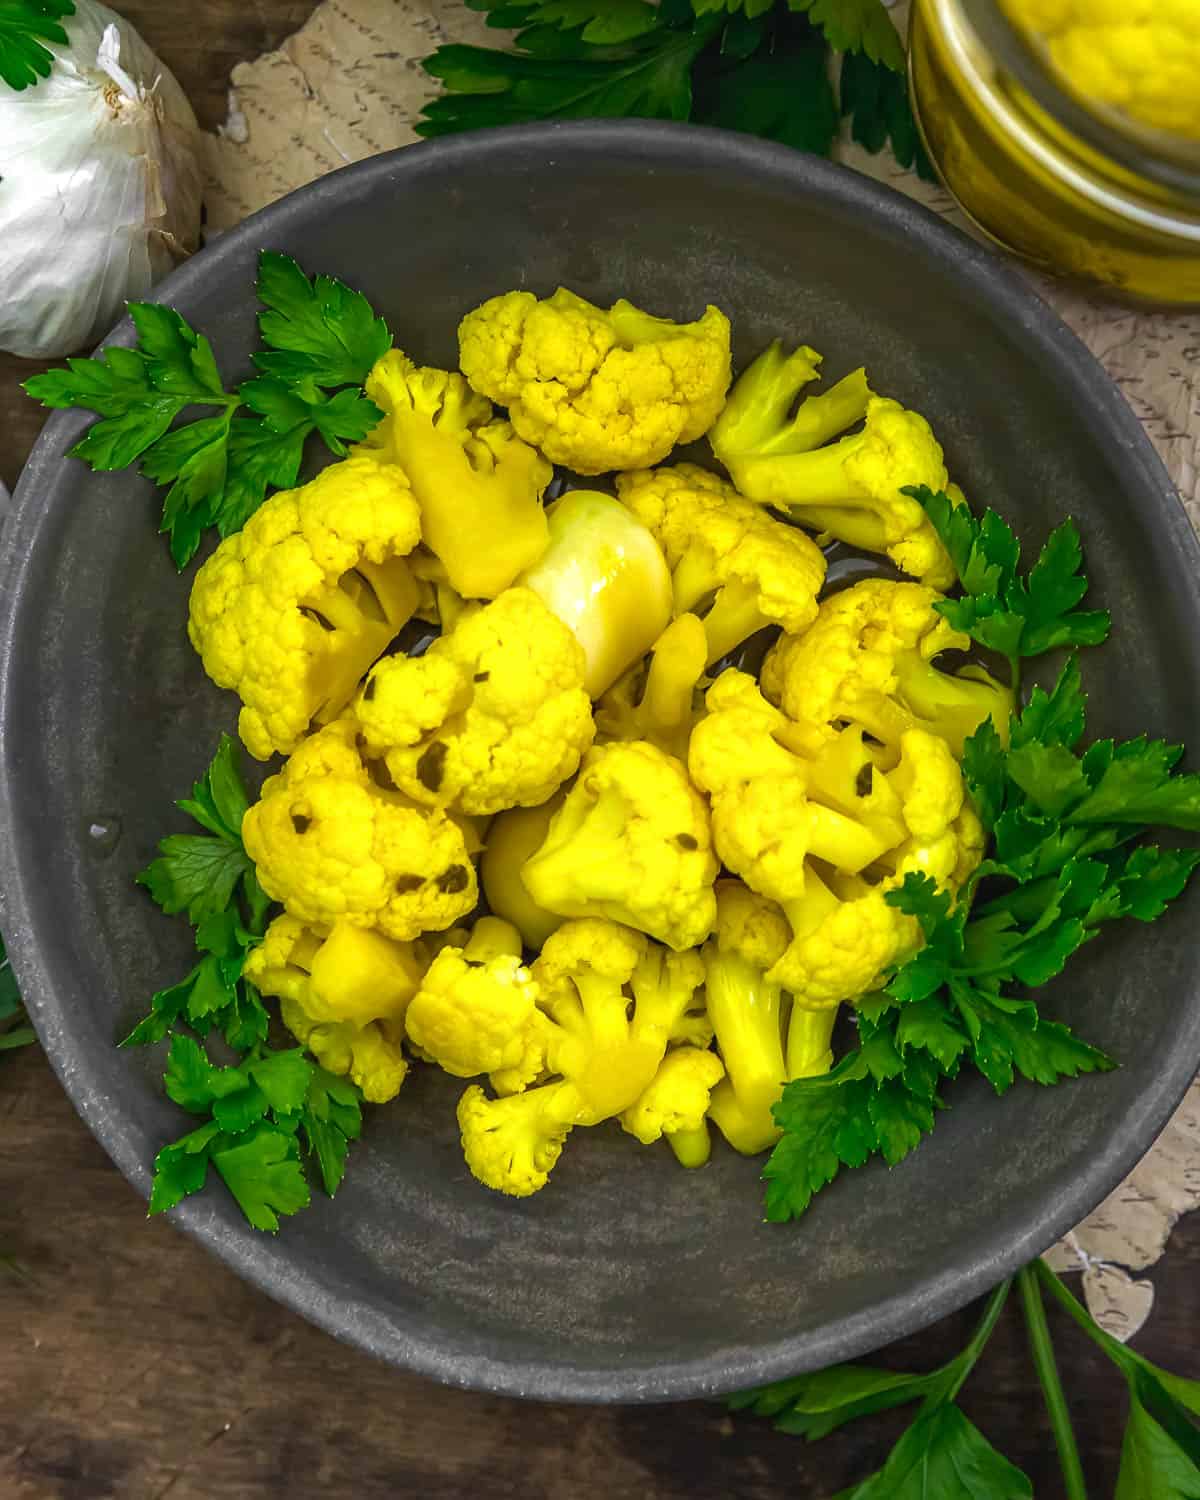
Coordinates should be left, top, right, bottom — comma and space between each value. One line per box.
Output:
908, 0, 1200, 304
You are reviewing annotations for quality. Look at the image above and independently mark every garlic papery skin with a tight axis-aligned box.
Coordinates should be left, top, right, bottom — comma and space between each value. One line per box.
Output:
0, 3, 203, 358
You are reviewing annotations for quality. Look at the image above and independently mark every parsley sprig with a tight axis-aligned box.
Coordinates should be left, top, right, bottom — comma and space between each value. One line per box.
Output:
909, 484, 1112, 689
124, 738, 363, 1229
419, 0, 933, 175
0, 0, 74, 92
734, 1260, 1200, 1499
23, 252, 390, 568
764, 548, 1200, 1224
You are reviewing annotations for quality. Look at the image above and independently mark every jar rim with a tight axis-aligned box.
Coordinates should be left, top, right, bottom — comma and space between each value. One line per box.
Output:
960, 0, 1200, 199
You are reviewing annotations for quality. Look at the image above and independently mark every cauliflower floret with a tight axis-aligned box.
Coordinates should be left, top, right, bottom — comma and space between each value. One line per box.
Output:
457, 1080, 578, 1199
352, 350, 552, 598
521, 740, 718, 951
768, 731, 986, 1005
709, 341, 954, 586
188, 455, 422, 760
280, 996, 408, 1104
621, 1047, 725, 1168
353, 587, 594, 816
458, 287, 732, 474
688, 671, 898, 904
244, 912, 425, 1026
615, 463, 827, 666
761, 578, 1013, 757
405, 917, 545, 1093
688, 672, 983, 1010
241, 719, 478, 941
1001, 0, 1200, 138
454, 918, 647, 1196
453, 920, 715, 1195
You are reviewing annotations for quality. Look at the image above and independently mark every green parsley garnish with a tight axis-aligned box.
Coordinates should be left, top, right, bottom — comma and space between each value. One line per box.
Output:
418, 0, 933, 175
124, 738, 364, 1228
733, 1261, 1200, 1499
23, 252, 390, 568
0, 0, 74, 92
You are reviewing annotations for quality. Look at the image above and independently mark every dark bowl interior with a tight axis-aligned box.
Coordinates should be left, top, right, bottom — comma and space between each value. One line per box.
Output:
4, 123, 1199, 1403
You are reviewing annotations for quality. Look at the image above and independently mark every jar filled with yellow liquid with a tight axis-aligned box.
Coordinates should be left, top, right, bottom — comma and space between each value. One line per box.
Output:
909, 0, 1200, 303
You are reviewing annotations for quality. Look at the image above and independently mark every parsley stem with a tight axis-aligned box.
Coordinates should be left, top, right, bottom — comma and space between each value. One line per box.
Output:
1035, 1259, 1131, 1369
946, 1277, 1012, 1401
1019, 1265, 1088, 1500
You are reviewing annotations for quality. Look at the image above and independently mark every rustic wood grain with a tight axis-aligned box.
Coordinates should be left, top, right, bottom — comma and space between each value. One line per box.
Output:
3, 4, 1199, 1497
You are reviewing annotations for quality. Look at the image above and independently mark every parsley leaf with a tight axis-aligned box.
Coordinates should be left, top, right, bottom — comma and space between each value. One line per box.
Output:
0, 0, 74, 92
136, 735, 262, 924
300, 1067, 364, 1195
252, 252, 392, 387
844, 1402, 1033, 1499
695, 10, 838, 155
211, 1126, 311, 1233
763, 673, 1200, 1223
418, 0, 923, 175
125, 738, 270, 1051
24, 252, 388, 567
419, 11, 718, 134
908, 486, 1111, 678
148, 1035, 362, 1229
788, 0, 903, 71
839, 51, 935, 178
508, 0, 663, 44
147, 1122, 221, 1215
729, 1363, 940, 1438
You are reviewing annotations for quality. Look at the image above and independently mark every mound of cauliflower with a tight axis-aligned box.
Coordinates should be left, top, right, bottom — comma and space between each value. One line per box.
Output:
187, 285, 1014, 1197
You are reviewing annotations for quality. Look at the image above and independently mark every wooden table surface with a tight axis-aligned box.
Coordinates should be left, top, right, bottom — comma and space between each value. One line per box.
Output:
2, 5, 1198, 1496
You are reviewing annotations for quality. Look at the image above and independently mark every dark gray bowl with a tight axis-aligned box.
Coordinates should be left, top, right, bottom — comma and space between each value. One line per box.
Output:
3, 122, 1199, 1403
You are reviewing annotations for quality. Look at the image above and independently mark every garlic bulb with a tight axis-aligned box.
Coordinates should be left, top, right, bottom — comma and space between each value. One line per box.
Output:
0, 2, 203, 358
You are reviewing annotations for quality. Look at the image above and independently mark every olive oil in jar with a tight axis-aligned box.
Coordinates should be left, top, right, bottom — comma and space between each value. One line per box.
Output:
909, 0, 1200, 304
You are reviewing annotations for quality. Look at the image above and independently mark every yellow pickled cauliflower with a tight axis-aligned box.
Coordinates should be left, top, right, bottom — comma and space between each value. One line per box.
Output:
244, 913, 424, 1026
521, 740, 718, 951
352, 587, 594, 817
280, 996, 408, 1104
405, 917, 545, 1093
594, 613, 709, 764
241, 719, 478, 941
761, 578, 1013, 757
770, 731, 985, 1006
456, 920, 710, 1195
353, 350, 552, 598
1001, 0, 1200, 139
688, 672, 982, 1006
244, 913, 420, 1102
615, 463, 826, 666
709, 341, 954, 586
188, 455, 422, 760
620, 1047, 725, 1168
457, 287, 732, 474
688, 671, 900, 904
702, 881, 837, 1155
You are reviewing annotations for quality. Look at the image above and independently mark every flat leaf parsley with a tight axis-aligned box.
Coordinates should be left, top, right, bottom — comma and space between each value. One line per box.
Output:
24, 252, 389, 567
